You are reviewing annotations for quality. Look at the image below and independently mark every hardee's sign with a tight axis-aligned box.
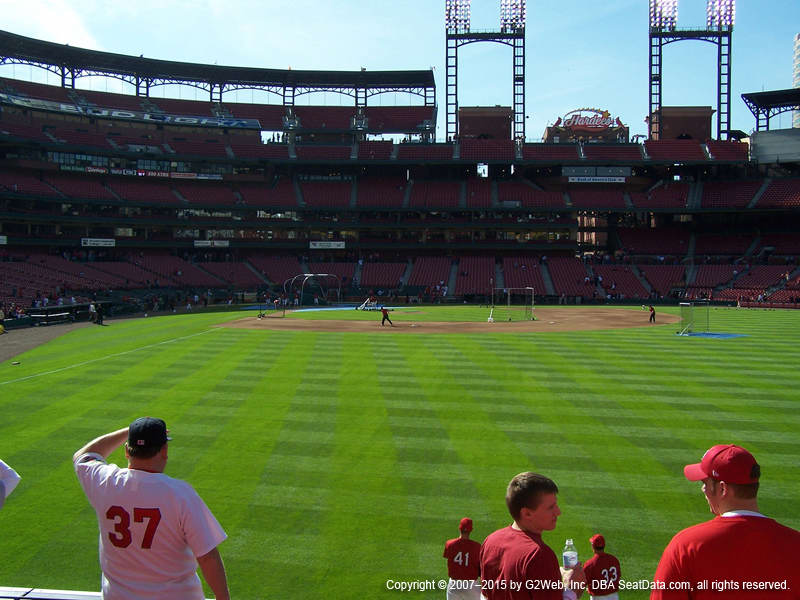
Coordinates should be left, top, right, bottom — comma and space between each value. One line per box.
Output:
554, 108, 623, 132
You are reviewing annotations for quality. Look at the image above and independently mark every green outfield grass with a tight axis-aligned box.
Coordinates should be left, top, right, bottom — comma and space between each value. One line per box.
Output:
1, 305, 798, 599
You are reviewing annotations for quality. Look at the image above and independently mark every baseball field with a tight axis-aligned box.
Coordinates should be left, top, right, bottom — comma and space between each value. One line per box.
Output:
1, 304, 798, 599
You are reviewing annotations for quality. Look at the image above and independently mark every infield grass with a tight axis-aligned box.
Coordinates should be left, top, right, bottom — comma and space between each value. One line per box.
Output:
1, 305, 798, 599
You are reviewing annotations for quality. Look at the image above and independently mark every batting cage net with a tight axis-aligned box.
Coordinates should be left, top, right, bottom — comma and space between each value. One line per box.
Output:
489, 287, 535, 322
283, 273, 342, 311
678, 301, 710, 335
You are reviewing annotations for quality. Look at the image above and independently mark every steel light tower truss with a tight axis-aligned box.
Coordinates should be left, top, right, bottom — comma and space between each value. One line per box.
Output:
445, 0, 526, 141
649, 0, 734, 140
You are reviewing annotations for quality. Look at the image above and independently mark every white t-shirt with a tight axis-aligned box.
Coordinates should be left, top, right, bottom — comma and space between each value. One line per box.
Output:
75, 453, 227, 600
0, 459, 21, 508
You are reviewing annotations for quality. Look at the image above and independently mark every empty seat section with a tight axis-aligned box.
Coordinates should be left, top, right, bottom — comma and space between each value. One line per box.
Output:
617, 227, 690, 256
248, 256, 303, 284
522, 144, 580, 160
569, 189, 626, 209
397, 144, 454, 160
364, 106, 435, 131
757, 233, 800, 255
173, 182, 237, 206
644, 140, 706, 161
107, 178, 179, 204
44, 174, 116, 201
407, 256, 452, 288
756, 179, 800, 208
295, 145, 352, 160
167, 137, 228, 157
706, 140, 748, 161
502, 257, 546, 292
138, 255, 222, 287
693, 265, 738, 288
308, 262, 356, 287
593, 265, 649, 298
224, 103, 286, 130
732, 266, 791, 289
547, 257, 595, 298
630, 183, 689, 209
454, 256, 495, 296
359, 262, 407, 288
238, 179, 297, 208
694, 233, 754, 256
582, 145, 643, 161
0, 169, 61, 196
357, 141, 393, 160
293, 106, 354, 130
465, 178, 492, 208
357, 177, 406, 208
700, 181, 761, 209
460, 139, 515, 161
230, 141, 289, 159
301, 181, 351, 208
637, 265, 686, 296
497, 181, 564, 209
200, 262, 265, 287
409, 181, 460, 209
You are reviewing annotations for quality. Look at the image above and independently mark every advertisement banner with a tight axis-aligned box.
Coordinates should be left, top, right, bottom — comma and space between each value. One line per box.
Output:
0, 92, 261, 130
0, 235, 7, 245
568, 176, 626, 183
310, 241, 346, 249
81, 238, 116, 247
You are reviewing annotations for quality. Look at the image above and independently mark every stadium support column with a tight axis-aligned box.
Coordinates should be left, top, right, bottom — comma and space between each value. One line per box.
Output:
446, 36, 458, 141
513, 35, 525, 141
718, 29, 731, 141
648, 34, 663, 140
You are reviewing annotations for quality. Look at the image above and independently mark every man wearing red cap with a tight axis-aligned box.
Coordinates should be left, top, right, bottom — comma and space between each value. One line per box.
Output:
651, 444, 800, 599
582, 534, 620, 600
444, 517, 482, 600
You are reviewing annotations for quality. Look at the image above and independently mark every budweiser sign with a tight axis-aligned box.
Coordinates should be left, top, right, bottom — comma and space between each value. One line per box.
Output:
553, 108, 624, 132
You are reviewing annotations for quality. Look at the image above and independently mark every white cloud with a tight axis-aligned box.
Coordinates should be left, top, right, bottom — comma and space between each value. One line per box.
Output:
1, 0, 102, 50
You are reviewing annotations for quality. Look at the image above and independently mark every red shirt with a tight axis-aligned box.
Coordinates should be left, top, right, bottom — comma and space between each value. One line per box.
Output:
652, 515, 800, 599
583, 551, 621, 595
480, 526, 561, 600
444, 537, 482, 580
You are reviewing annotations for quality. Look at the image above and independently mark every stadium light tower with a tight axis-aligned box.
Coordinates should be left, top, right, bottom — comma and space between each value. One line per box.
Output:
445, 0, 526, 141
648, 0, 734, 140
445, 0, 471, 33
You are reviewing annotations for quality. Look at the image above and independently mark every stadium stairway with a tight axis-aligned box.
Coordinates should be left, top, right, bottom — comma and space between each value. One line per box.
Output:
494, 261, 505, 290
447, 260, 459, 293
540, 263, 556, 295
458, 181, 467, 209
686, 182, 703, 209
744, 236, 761, 258
402, 181, 413, 208
294, 179, 305, 207
350, 179, 358, 208
402, 258, 413, 286
491, 181, 499, 208
748, 179, 771, 208
631, 265, 653, 295
687, 233, 697, 264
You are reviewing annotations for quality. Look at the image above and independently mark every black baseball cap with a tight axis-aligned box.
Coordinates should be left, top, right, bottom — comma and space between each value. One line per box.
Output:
128, 417, 171, 450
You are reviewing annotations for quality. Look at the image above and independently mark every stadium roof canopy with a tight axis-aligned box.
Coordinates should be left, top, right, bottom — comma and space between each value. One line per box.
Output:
0, 30, 435, 104
741, 88, 800, 132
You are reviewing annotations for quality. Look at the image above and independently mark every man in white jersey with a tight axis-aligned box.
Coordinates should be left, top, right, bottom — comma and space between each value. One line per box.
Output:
74, 417, 230, 600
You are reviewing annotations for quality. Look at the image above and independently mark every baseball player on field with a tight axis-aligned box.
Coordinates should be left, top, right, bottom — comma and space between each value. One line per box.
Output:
73, 417, 230, 600
443, 517, 481, 600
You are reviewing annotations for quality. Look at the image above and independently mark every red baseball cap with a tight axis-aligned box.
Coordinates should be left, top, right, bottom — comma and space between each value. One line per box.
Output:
589, 534, 605, 549
459, 518, 473, 532
684, 444, 760, 484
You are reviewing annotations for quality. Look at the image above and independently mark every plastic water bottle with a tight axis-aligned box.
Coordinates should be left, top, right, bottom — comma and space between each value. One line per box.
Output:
562, 538, 578, 568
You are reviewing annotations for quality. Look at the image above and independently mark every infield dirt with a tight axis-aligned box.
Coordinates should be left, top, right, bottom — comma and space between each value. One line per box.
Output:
219, 307, 679, 334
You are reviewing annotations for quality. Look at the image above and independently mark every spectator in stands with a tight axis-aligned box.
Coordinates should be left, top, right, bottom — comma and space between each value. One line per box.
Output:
0, 459, 21, 509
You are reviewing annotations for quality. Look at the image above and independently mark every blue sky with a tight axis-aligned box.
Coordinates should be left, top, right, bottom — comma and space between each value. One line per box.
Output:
1, 0, 798, 141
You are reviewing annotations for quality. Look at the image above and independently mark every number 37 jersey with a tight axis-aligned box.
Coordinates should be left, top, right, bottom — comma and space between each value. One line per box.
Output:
75, 453, 227, 600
